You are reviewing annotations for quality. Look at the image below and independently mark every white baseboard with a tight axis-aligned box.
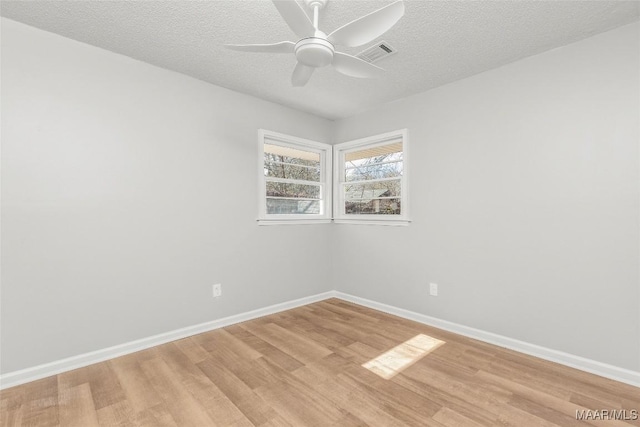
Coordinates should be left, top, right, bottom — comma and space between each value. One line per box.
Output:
2, 290, 638, 390
334, 291, 640, 388
0, 291, 337, 390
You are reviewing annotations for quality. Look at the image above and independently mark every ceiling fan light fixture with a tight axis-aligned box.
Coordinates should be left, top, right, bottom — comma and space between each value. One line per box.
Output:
295, 38, 334, 67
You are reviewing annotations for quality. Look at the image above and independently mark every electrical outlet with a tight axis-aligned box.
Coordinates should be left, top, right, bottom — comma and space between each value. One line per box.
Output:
213, 283, 222, 298
429, 283, 438, 296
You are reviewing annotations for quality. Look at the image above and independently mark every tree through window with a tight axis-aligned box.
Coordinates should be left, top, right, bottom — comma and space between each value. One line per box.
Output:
334, 130, 409, 224
259, 130, 332, 223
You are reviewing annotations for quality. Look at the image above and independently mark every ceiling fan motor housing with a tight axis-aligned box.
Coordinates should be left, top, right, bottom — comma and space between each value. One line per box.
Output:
295, 38, 334, 68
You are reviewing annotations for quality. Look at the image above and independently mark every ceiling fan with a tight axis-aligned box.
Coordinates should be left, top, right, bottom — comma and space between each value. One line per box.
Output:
225, 0, 405, 87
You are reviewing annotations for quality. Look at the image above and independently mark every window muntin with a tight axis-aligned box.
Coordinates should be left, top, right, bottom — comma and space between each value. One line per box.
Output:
334, 130, 409, 224
266, 181, 321, 199
259, 131, 331, 223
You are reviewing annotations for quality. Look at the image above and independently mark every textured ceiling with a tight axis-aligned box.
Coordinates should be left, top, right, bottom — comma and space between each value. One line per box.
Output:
1, 1, 638, 120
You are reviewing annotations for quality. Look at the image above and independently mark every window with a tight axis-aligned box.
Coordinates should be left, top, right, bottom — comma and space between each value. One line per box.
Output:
258, 130, 332, 224
334, 129, 409, 225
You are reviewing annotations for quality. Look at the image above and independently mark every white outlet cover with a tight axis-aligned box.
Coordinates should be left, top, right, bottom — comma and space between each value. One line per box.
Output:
213, 284, 222, 297
429, 283, 438, 296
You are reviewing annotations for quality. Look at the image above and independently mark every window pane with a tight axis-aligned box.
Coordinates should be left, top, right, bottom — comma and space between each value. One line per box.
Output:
264, 161, 320, 181
345, 160, 402, 182
264, 144, 320, 168
344, 179, 401, 200
345, 141, 402, 162
266, 181, 321, 199
346, 199, 401, 215
267, 198, 320, 215
344, 141, 402, 183
346, 151, 402, 167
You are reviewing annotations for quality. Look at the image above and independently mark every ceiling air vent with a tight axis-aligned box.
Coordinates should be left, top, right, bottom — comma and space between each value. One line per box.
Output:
356, 41, 397, 64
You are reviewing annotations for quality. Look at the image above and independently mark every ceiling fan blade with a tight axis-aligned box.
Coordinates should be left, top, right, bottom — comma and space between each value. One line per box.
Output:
327, 0, 405, 47
291, 62, 315, 86
224, 41, 295, 53
332, 52, 384, 78
273, 0, 316, 38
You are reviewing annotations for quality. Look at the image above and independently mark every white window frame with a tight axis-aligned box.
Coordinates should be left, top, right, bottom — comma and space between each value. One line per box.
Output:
258, 129, 332, 225
333, 129, 410, 226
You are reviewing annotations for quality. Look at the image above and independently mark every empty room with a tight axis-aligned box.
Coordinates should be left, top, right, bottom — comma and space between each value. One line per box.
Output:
1, 0, 639, 426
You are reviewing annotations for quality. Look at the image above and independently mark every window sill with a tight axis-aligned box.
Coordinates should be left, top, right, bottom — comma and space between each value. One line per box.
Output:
257, 219, 333, 226
333, 218, 411, 226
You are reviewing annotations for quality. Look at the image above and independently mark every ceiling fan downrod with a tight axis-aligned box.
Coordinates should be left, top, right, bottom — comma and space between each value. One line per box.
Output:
304, 0, 327, 29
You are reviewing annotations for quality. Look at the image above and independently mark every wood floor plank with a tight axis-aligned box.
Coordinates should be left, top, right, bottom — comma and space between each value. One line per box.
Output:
392, 366, 502, 426
108, 356, 163, 414
1, 383, 25, 425
2, 299, 638, 427
296, 306, 374, 343
1, 394, 24, 427
132, 404, 178, 427
172, 337, 211, 365
433, 407, 486, 427
95, 399, 139, 427
138, 357, 215, 426
225, 324, 305, 372
160, 342, 254, 427
254, 375, 355, 427
270, 314, 356, 350
57, 383, 99, 427
333, 340, 383, 365
85, 363, 127, 411
477, 370, 633, 427
570, 392, 623, 411
342, 362, 443, 421
197, 357, 280, 426
241, 322, 333, 364
271, 373, 405, 427
18, 377, 59, 427
494, 348, 640, 405
191, 329, 263, 361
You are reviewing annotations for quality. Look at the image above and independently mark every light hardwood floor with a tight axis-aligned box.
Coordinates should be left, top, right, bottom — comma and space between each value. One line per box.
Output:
1, 298, 638, 426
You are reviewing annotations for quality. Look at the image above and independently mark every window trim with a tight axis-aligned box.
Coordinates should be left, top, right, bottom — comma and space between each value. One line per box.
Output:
333, 129, 410, 226
258, 129, 332, 225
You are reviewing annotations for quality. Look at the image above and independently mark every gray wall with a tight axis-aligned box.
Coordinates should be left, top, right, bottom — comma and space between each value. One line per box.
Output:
332, 22, 640, 371
1, 18, 334, 373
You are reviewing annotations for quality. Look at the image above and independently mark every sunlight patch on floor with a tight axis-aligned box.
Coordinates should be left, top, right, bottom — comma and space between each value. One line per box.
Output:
362, 334, 445, 379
